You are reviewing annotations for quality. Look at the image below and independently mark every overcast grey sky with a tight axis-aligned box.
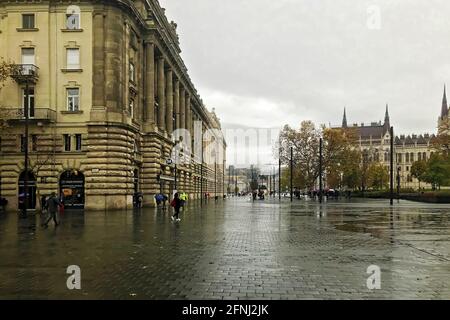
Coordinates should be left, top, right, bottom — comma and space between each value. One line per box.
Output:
160, 0, 450, 168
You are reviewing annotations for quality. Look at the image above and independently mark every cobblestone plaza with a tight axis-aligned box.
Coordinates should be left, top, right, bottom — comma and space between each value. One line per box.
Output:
0, 198, 449, 300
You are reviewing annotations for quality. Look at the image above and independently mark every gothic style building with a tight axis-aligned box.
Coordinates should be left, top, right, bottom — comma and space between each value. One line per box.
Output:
336, 88, 449, 189
0, 0, 226, 211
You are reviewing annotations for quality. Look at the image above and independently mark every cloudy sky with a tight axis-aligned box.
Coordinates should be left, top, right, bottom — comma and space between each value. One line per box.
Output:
160, 0, 450, 169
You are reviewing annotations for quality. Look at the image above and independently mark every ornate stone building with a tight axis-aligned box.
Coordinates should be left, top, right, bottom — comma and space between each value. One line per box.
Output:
338, 100, 440, 189
0, 0, 226, 211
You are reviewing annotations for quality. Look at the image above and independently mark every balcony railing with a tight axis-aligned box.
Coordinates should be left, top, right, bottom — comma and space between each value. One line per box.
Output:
10, 64, 39, 83
3, 108, 56, 123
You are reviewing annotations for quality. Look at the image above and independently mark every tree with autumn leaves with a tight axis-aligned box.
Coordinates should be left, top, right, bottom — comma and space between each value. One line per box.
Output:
409, 123, 450, 190
277, 121, 372, 191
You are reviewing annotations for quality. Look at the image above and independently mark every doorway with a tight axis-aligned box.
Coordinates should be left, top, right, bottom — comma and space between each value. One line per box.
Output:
18, 170, 37, 210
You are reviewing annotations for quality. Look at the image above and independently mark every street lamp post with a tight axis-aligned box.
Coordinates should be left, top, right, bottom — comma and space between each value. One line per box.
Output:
397, 166, 401, 203
290, 146, 293, 202
279, 149, 281, 200
214, 159, 217, 199
22, 79, 30, 218
319, 138, 323, 204
234, 168, 237, 196
223, 160, 225, 198
390, 126, 394, 206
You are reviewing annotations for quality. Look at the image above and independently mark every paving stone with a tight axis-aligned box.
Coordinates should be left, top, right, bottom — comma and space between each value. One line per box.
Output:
0, 198, 449, 299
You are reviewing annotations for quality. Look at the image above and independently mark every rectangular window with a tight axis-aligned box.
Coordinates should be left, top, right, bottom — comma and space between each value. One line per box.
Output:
21, 48, 35, 74
66, 48, 80, 69
66, 13, 80, 30
31, 135, 38, 152
75, 134, 82, 151
129, 62, 135, 83
129, 99, 134, 119
22, 14, 35, 29
22, 87, 35, 118
67, 88, 80, 111
64, 134, 71, 152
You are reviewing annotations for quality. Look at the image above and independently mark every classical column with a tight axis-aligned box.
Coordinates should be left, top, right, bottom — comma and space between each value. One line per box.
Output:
186, 93, 191, 134
166, 68, 174, 135
145, 42, 155, 124
174, 79, 180, 130
180, 87, 186, 130
157, 57, 165, 131
92, 12, 105, 108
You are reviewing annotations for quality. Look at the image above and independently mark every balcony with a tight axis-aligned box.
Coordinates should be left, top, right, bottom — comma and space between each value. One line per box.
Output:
3, 108, 56, 124
10, 64, 39, 83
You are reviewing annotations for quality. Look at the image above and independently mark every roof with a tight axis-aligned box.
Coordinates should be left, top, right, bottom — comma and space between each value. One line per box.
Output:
355, 125, 388, 139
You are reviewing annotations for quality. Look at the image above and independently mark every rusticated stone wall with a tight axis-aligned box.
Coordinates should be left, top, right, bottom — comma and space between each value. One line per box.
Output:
84, 125, 135, 210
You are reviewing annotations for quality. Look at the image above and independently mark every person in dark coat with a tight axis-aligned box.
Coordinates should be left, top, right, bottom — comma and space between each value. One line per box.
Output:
42, 192, 61, 228
171, 192, 182, 222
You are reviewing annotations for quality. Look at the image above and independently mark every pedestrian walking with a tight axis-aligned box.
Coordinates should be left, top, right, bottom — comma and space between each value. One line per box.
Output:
180, 192, 188, 211
42, 192, 61, 228
170, 192, 182, 222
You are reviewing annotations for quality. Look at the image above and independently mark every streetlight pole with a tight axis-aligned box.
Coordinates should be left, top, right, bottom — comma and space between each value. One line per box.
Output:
234, 168, 237, 196
290, 146, 293, 202
214, 159, 217, 198
319, 137, 323, 204
279, 150, 281, 200
397, 166, 401, 203
223, 159, 225, 198
200, 137, 204, 205
390, 126, 394, 206
22, 79, 30, 218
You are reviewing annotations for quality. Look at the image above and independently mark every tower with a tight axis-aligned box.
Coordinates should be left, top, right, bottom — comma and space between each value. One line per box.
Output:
438, 85, 449, 134
440, 85, 448, 120
342, 107, 348, 128
384, 104, 390, 130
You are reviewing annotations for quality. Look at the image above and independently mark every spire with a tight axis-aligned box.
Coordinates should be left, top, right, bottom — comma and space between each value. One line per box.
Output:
384, 104, 390, 128
342, 107, 348, 128
441, 84, 448, 119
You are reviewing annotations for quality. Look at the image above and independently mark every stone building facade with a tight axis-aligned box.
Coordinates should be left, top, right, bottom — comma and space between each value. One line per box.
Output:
338, 99, 442, 189
0, 0, 226, 211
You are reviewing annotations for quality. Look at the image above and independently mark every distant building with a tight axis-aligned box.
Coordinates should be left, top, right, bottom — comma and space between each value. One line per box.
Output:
334, 87, 450, 189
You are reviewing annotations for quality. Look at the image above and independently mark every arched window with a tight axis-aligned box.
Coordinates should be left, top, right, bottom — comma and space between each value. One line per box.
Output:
66, 5, 81, 30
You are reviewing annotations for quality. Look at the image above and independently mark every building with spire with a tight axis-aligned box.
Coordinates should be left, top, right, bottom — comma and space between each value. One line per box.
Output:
334, 99, 442, 190
438, 85, 450, 134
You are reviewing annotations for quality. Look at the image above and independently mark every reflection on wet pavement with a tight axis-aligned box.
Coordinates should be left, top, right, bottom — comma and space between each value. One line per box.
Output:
0, 197, 449, 300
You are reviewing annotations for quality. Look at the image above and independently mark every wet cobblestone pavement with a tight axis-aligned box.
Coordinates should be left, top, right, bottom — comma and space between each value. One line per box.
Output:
0, 198, 449, 300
